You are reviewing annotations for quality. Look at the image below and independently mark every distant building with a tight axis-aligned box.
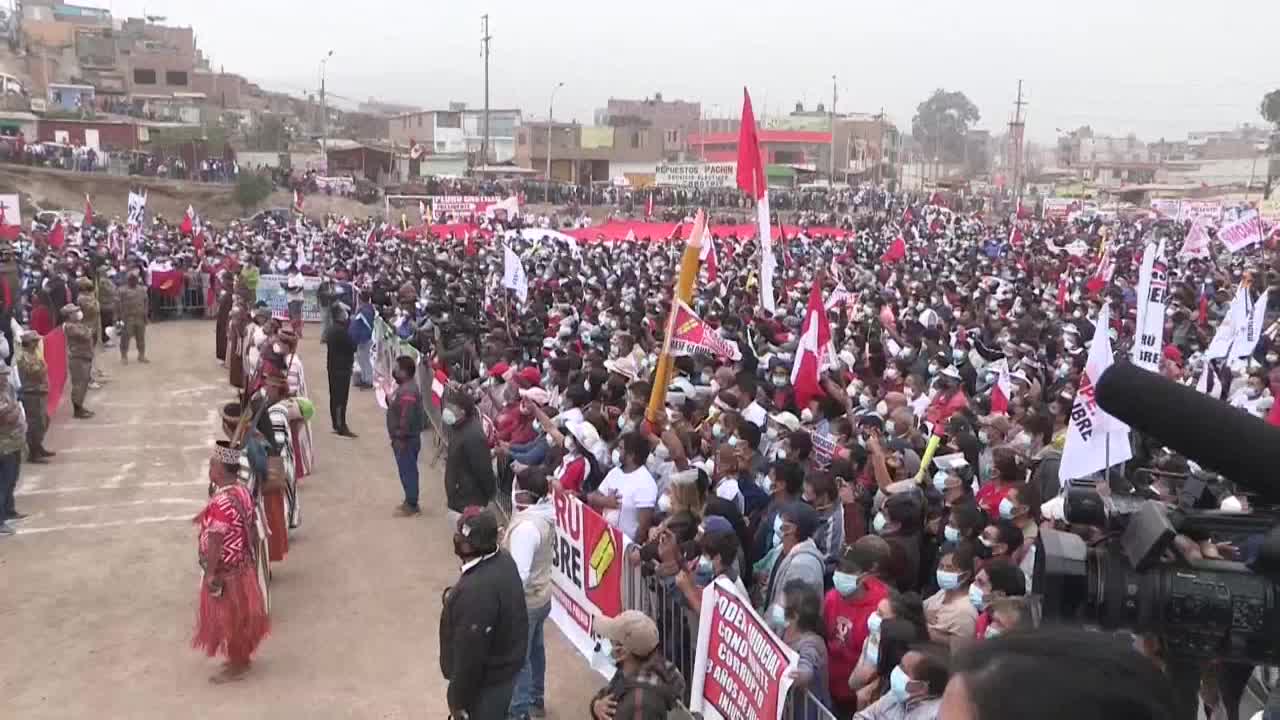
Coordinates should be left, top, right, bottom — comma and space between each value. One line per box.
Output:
596, 93, 701, 158
358, 97, 420, 117
387, 105, 522, 164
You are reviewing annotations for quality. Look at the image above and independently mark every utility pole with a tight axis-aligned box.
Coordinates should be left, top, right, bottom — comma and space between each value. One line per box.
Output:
1010, 79, 1027, 205
829, 74, 837, 185
480, 14, 492, 169
875, 107, 885, 187
320, 50, 332, 171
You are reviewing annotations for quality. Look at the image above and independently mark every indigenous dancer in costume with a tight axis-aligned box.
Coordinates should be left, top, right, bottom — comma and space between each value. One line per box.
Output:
193, 441, 269, 683
227, 298, 246, 389
247, 369, 298, 558
277, 328, 315, 480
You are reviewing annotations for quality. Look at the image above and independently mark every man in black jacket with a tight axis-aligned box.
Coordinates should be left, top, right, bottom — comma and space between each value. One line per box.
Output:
441, 507, 529, 719
322, 303, 357, 437
443, 390, 497, 525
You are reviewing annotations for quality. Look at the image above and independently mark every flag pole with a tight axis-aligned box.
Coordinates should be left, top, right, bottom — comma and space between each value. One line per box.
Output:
644, 209, 705, 427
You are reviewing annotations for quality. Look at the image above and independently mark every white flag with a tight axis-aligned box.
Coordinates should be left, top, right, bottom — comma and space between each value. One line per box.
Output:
1059, 304, 1133, 484
757, 192, 777, 314
1131, 238, 1167, 371
1240, 287, 1270, 358
502, 244, 528, 304
1179, 217, 1212, 259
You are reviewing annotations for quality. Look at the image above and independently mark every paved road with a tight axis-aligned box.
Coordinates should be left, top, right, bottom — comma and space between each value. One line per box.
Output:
0, 319, 594, 719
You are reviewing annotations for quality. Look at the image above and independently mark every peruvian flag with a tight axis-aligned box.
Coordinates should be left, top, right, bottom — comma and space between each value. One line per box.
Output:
645, 191, 654, 220
47, 218, 65, 248
737, 88, 776, 314
180, 204, 195, 236
292, 188, 304, 214
1085, 242, 1115, 295
1015, 198, 1030, 220
698, 228, 718, 283
1057, 277, 1068, 311
902, 206, 913, 225
1009, 224, 1024, 247
990, 367, 1015, 414
83, 194, 93, 228
430, 367, 448, 409
881, 234, 907, 263
0, 205, 15, 241
789, 277, 832, 410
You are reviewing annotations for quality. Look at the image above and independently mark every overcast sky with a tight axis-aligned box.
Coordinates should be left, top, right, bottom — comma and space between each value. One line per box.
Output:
105, 0, 1279, 143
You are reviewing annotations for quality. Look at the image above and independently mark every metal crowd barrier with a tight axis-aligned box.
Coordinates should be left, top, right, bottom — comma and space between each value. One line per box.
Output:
619, 557, 838, 720
150, 273, 208, 319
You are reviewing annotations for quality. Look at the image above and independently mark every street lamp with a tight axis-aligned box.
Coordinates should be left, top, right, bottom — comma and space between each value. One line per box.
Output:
547, 81, 564, 203
320, 50, 334, 170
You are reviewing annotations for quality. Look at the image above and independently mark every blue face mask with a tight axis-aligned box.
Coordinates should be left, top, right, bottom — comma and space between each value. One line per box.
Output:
772, 514, 784, 545
889, 665, 912, 701
768, 604, 787, 631
999, 497, 1017, 520
697, 556, 714, 575
832, 571, 860, 597
984, 625, 1003, 640
969, 584, 987, 612
944, 525, 961, 543
864, 639, 879, 664
867, 612, 883, 636
727, 435, 739, 448
872, 512, 888, 534
936, 569, 963, 591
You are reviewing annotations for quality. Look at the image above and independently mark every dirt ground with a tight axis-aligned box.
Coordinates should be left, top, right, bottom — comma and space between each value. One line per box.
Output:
0, 164, 376, 222
0, 319, 597, 719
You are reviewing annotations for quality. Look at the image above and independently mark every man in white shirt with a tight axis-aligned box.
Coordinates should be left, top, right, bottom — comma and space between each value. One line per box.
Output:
503, 468, 556, 720
285, 267, 306, 338
588, 432, 657, 542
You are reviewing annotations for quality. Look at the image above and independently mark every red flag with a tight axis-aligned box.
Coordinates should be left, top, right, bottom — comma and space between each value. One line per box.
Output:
881, 234, 907, 263
293, 189, 304, 214
645, 192, 654, 220
990, 369, 1013, 414
465, 232, 477, 257
789, 277, 832, 410
735, 89, 766, 199
83, 194, 93, 228
180, 204, 194, 236
1009, 225, 1024, 247
193, 227, 206, 253
47, 219, 65, 248
902, 207, 913, 225
1057, 277, 1068, 311
699, 232, 718, 282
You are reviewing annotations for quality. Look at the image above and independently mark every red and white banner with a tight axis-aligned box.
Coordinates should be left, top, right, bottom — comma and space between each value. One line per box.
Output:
1042, 197, 1076, 220
549, 491, 629, 677
1217, 210, 1264, 254
1179, 217, 1212, 259
666, 300, 742, 361
690, 578, 798, 720
430, 195, 503, 215
1150, 198, 1181, 218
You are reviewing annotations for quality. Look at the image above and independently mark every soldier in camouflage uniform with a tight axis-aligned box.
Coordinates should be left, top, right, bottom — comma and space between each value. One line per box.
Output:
75, 276, 104, 384
97, 266, 118, 347
62, 303, 96, 419
117, 271, 149, 364
17, 331, 54, 462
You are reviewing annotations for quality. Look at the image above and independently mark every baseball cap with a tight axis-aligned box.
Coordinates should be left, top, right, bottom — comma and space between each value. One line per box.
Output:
487, 361, 510, 378
516, 367, 543, 387
595, 610, 660, 657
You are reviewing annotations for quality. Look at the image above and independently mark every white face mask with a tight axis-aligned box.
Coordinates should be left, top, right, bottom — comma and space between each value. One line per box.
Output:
442, 408, 459, 426
272, 343, 284, 354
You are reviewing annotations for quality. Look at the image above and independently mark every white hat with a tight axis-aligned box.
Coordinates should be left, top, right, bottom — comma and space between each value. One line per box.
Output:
770, 411, 802, 432
940, 366, 963, 381
604, 356, 640, 382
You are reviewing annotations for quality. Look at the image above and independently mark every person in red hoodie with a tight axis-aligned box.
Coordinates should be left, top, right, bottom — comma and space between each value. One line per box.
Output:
496, 367, 542, 445
823, 536, 892, 717
29, 290, 54, 337
925, 366, 969, 429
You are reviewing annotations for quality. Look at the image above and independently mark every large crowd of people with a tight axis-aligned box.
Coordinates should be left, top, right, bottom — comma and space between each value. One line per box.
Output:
3, 182, 1277, 719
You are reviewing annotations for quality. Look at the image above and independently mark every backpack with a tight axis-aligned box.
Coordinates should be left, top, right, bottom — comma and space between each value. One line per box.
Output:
579, 452, 607, 499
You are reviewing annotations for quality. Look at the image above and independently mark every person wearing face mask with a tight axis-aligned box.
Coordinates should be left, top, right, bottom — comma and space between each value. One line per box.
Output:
501, 468, 555, 720
761, 502, 826, 633
61, 303, 96, 419
923, 545, 978, 650
588, 610, 685, 720
871, 492, 924, 593
803, 472, 845, 578
1229, 370, 1271, 418
853, 647, 949, 720
968, 560, 1027, 640
850, 594, 928, 709
1001, 483, 1042, 594
982, 596, 1032, 640
439, 385, 496, 522
440, 506, 529, 720
588, 431, 657, 542
505, 388, 551, 471
117, 270, 149, 364
823, 538, 892, 717
735, 372, 769, 429
924, 366, 969, 428
974, 448, 1023, 518
781, 580, 834, 718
